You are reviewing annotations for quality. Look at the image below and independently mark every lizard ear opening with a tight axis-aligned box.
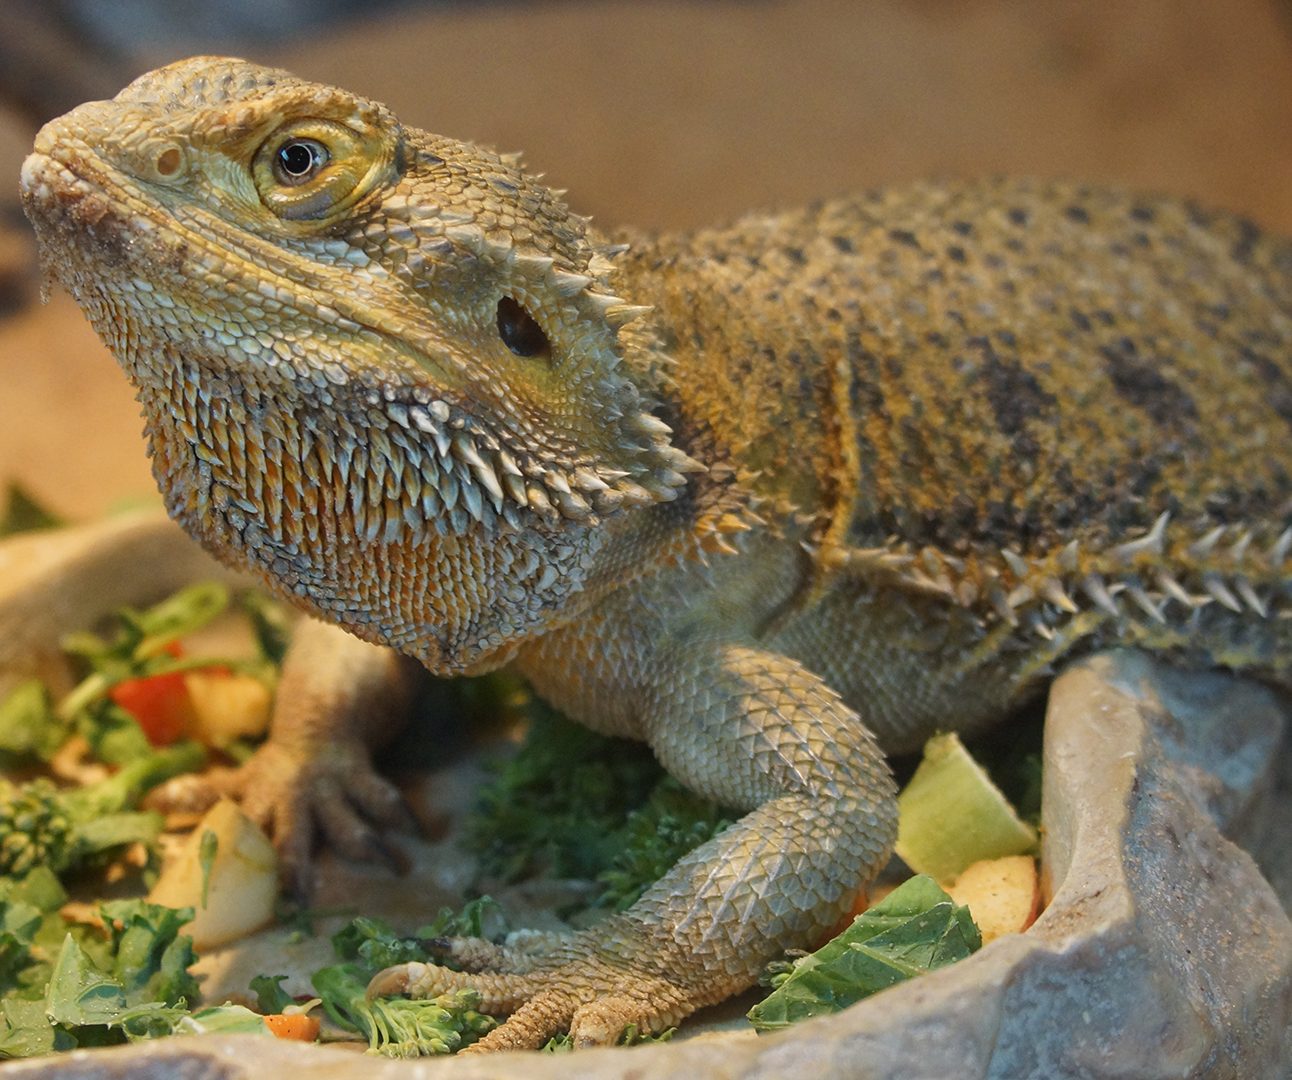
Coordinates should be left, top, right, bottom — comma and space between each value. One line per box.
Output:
496, 296, 550, 359
456, 251, 704, 525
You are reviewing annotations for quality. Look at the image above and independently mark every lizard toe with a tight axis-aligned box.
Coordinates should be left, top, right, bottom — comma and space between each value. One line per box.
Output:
569, 990, 682, 1048
459, 997, 577, 1053
369, 960, 542, 1015
344, 767, 418, 832
311, 774, 411, 873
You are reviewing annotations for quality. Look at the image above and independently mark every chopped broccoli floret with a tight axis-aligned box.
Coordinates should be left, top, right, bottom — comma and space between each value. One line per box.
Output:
313, 908, 502, 1056
0, 781, 72, 879
0, 742, 203, 881
313, 963, 495, 1057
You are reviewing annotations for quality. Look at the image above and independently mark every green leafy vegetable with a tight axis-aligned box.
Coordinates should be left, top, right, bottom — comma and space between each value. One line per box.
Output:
238, 590, 293, 667
467, 708, 730, 908
596, 778, 731, 910
416, 896, 500, 940
59, 584, 232, 727
173, 1004, 270, 1036
466, 707, 664, 882
331, 916, 436, 971
197, 830, 218, 908
0, 867, 68, 999
746, 875, 982, 1033
330, 898, 501, 974
0, 681, 68, 765
0, 900, 202, 1055
250, 974, 295, 1014
0, 581, 298, 1059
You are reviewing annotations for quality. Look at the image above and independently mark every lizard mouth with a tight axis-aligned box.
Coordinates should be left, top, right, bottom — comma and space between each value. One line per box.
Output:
21, 148, 167, 293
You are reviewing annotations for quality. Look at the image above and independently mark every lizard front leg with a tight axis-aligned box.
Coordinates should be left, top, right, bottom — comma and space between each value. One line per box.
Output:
161, 617, 422, 894
372, 640, 897, 1050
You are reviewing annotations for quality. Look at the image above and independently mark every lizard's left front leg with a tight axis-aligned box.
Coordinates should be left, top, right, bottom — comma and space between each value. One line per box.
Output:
372, 641, 897, 1050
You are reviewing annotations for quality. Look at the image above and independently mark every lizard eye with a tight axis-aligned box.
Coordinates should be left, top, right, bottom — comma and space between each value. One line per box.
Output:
497, 296, 549, 358
273, 138, 329, 185
252, 118, 394, 222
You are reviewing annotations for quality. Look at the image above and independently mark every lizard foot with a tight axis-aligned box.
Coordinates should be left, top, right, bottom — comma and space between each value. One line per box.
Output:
149, 619, 421, 895
368, 926, 712, 1052
154, 737, 414, 897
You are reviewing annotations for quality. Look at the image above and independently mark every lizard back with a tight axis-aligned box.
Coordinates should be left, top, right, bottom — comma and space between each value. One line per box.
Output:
621, 178, 1292, 696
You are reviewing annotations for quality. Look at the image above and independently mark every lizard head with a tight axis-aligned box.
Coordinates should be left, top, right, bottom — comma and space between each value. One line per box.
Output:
21, 56, 698, 671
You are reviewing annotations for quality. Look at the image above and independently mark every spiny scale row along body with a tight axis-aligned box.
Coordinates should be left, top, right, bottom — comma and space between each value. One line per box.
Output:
20, 55, 1292, 1050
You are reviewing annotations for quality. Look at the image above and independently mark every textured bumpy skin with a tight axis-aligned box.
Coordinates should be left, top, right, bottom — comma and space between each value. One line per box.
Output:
20, 57, 1292, 1050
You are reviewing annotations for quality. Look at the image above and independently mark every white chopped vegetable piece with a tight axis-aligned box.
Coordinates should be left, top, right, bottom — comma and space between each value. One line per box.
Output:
149, 798, 278, 948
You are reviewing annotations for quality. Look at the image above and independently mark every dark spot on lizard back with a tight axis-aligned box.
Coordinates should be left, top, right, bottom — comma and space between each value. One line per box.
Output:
1239, 346, 1292, 430
831, 235, 855, 255
888, 229, 921, 250
1049, 463, 1102, 530
845, 333, 886, 415
1064, 204, 1091, 225
1100, 337, 1198, 427
970, 335, 1056, 450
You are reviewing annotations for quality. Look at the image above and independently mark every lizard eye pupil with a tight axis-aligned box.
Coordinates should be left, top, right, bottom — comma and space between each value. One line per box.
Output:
497, 297, 550, 358
274, 139, 327, 184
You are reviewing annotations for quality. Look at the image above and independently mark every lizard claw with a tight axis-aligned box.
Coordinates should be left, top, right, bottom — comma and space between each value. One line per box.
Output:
366, 961, 423, 999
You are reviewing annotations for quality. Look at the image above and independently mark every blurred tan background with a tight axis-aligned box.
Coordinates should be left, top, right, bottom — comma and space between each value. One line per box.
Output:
3, 0, 1292, 520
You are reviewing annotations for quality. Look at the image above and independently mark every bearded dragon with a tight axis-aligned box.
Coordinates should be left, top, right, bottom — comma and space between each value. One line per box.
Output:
19, 56, 1292, 1052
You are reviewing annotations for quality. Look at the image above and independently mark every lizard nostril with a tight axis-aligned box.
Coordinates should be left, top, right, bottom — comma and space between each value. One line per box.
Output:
155, 146, 182, 178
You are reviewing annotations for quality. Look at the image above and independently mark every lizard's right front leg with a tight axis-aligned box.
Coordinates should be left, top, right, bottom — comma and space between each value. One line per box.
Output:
373, 639, 898, 1050
163, 618, 422, 895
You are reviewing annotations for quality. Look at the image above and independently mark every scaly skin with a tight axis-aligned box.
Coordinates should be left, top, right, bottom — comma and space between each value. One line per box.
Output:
20, 56, 1292, 1050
